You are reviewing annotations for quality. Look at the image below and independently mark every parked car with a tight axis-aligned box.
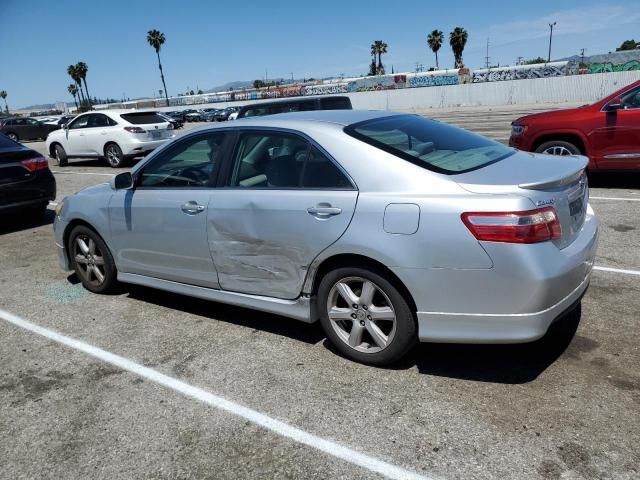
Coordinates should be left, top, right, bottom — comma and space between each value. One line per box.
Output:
158, 113, 183, 130
510, 79, 640, 171
0, 117, 60, 142
184, 110, 204, 122
228, 110, 240, 121
213, 106, 240, 121
46, 110, 175, 168
53, 110, 597, 366
0, 133, 56, 217
236, 96, 352, 120
166, 111, 186, 122
201, 109, 221, 122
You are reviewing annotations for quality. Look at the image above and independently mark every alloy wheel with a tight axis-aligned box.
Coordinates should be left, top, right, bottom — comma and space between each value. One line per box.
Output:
73, 235, 106, 286
326, 276, 397, 354
106, 145, 122, 166
543, 145, 573, 156
7, 133, 18, 142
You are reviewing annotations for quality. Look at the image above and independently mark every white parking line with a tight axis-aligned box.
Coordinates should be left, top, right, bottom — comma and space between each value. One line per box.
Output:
590, 196, 640, 202
0, 309, 430, 480
50, 170, 114, 176
594, 266, 640, 276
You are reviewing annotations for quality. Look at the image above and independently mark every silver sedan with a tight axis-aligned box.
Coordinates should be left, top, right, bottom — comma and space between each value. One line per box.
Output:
53, 110, 598, 365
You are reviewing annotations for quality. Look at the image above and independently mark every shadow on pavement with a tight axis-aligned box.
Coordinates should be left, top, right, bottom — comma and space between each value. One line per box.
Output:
125, 284, 326, 345
403, 304, 583, 384
0, 209, 54, 235
589, 172, 640, 190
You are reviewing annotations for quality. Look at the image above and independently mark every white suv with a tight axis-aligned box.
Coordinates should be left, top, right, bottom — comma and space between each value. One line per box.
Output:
46, 110, 175, 167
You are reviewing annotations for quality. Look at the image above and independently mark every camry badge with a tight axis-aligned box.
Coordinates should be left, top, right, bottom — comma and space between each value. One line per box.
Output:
536, 199, 555, 207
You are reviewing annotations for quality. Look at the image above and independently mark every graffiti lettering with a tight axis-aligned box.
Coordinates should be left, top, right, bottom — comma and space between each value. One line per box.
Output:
588, 60, 640, 74
303, 84, 349, 96
409, 75, 458, 87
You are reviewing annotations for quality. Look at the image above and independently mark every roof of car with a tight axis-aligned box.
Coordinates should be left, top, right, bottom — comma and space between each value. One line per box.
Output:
234, 109, 402, 127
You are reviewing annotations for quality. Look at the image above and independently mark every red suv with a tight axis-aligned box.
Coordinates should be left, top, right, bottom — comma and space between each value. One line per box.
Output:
509, 80, 640, 171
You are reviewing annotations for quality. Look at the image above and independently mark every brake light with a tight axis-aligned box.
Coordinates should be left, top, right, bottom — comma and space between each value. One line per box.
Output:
20, 155, 49, 172
124, 126, 146, 133
461, 207, 561, 243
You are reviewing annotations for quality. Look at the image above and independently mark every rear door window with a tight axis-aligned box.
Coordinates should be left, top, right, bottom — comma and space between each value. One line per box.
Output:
120, 112, 167, 124
301, 146, 352, 188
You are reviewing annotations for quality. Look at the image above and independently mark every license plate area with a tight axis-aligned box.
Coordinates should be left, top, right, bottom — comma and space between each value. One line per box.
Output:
150, 130, 162, 140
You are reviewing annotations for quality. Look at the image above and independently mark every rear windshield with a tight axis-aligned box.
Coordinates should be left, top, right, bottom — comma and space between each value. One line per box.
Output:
345, 114, 513, 174
120, 112, 167, 125
321, 97, 352, 109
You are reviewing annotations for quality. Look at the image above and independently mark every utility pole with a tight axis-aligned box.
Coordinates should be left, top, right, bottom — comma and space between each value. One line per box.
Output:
580, 48, 586, 65
485, 38, 490, 69
516, 56, 523, 66
290, 72, 294, 83
548, 22, 556, 62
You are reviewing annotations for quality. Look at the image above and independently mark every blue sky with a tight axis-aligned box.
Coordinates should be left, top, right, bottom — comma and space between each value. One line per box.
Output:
1, 0, 639, 108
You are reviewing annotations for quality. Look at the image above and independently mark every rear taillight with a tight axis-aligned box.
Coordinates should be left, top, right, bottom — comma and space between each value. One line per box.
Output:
124, 126, 146, 133
461, 207, 561, 244
21, 155, 49, 172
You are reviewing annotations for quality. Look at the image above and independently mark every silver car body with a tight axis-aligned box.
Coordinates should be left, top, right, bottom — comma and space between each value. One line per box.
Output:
53, 110, 598, 343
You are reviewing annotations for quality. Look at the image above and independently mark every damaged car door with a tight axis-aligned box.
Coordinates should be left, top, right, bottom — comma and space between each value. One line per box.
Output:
207, 129, 358, 299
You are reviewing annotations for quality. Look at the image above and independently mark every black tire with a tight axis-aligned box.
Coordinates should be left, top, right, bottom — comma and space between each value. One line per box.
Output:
104, 143, 125, 168
6, 132, 18, 142
317, 267, 417, 366
67, 225, 118, 294
54, 144, 68, 167
535, 140, 581, 156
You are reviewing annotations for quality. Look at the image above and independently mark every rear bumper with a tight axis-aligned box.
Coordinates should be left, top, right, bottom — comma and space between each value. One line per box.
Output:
394, 207, 598, 344
120, 137, 173, 157
0, 172, 56, 213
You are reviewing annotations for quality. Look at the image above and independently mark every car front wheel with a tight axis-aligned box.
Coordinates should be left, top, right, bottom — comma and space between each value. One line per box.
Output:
535, 140, 581, 156
6, 132, 18, 142
318, 267, 417, 366
68, 225, 117, 294
54, 144, 68, 167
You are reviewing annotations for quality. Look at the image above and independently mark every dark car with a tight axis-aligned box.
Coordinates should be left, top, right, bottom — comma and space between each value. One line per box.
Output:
236, 96, 352, 119
166, 111, 186, 122
510, 79, 640, 171
0, 133, 56, 217
158, 113, 183, 129
213, 106, 239, 121
0, 117, 60, 142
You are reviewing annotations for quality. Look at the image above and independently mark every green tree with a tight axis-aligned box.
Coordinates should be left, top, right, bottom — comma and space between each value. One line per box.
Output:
616, 39, 638, 51
0, 90, 8, 113
67, 84, 79, 109
197, 89, 203, 95
368, 55, 377, 76
76, 62, 91, 107
253, 79, 265, 89
427, 30, 444, 69
449, 27, 468, 68
524, 57, 547, 65
67, 64, 85, 105
370, 40, 388, 75
147, 29, 170, 106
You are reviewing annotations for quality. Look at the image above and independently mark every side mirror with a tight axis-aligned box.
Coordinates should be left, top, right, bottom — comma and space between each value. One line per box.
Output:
111, 171, 134, 190
605, 98, 624, 112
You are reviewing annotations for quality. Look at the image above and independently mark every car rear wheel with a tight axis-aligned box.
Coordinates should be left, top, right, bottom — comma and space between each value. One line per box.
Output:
535, 140, 581, 156
54, 144, 68, 167
6, 132, 18, 142
104, 143, 125, 168
318, 267, 417, 366
68, 225, 117, 294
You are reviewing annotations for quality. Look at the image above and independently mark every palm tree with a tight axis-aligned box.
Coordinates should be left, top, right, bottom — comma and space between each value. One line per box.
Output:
76, 62, 91, 107
373, 40, 388, 75
68, 84, 79, 109
67, 64, 85, 105
427, 30, 443, 70
449, 27, 468, 68
0, 90, 8, 113
147, 29, 170, 107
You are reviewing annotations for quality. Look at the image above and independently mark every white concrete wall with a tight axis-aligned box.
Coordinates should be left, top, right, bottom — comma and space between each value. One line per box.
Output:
155, 71, 640, 113
346, 71, 640, 111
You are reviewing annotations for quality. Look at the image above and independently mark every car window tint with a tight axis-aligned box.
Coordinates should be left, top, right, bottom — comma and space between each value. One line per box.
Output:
301, 146, 352, 189
120, 112, 166, 124
25, 118, 39, 126
139, 133, 225, 188
621, 87, 640, 109
229, 131, 309, 188
321, 97, 352, 110
241, 107, 268, 118
346, 114, 514, 174
87, 114, 110, 128
69, 116, 89, 129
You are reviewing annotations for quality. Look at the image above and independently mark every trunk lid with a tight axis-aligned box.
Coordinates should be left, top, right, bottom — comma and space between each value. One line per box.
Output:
455, 150, 589, 249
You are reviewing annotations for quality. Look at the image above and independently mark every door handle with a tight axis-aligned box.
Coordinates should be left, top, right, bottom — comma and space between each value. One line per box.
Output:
181, 201, 206, 215
307, 206, 342, 217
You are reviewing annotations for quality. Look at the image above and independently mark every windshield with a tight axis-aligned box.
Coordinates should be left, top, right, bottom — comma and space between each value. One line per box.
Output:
345, 114, 514, 174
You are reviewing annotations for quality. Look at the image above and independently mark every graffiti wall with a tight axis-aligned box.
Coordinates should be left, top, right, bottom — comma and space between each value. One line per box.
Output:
588, 60, 640, 74
408, 72, 459, 87
347, 74, 407, 92
303, 83, 349, 96
473, 62, 571, 83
